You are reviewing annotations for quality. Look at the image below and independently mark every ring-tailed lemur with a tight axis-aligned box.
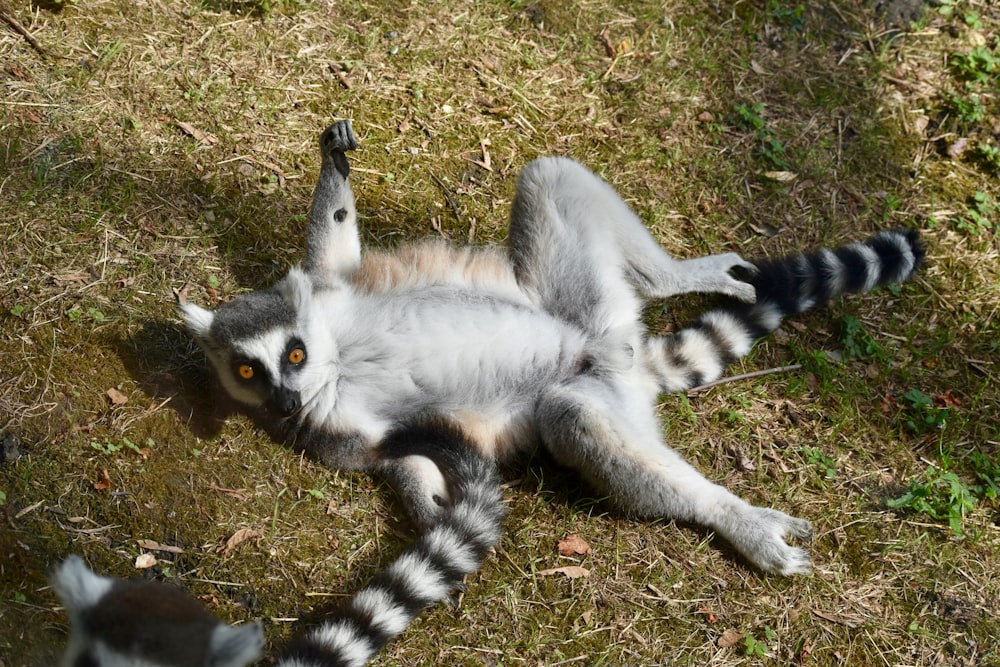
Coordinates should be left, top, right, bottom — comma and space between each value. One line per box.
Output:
53, 419, 505, 667
181, 120, 923, 577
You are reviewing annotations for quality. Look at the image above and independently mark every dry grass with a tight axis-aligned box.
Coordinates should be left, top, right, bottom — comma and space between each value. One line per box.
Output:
1, 0, 999, 665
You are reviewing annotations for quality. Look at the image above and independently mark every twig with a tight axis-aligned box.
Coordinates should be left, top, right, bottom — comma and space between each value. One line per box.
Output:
0, 2, 58, 61
685, 364, 803, 395
427, 169, 462, 225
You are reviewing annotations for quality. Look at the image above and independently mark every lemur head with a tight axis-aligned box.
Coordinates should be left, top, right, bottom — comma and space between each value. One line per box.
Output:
52, 556, 263, 667
181, 267, 318, 417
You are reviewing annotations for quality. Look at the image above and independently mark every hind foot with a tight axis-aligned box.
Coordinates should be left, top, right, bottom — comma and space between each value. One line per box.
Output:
725, 506, 813, 576
668, 253, 758, 303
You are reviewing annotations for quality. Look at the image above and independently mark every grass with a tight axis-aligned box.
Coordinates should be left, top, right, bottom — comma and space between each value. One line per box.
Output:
2, 0, 1000, 665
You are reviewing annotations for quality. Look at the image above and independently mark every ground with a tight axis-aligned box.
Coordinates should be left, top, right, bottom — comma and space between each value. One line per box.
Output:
1, 0, 999, 665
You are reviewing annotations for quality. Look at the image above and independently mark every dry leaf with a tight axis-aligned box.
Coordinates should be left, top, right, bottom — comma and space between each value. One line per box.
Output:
947, 137, 969, 158
175, 119, 218, 145
718, 628, 743, 648
697, 605, 719, 623
93, 468, 111, 491
106, 388, 128, 405
812, 608, 864, 628
218, 528, 262, 557
137, 539, 184, 554
935, 389, 962, 408
537, 565, 590, 579
762, 170, 797, 182
208, 483, 251, 501
557, 534, 592, 556
135, 553, 157, 569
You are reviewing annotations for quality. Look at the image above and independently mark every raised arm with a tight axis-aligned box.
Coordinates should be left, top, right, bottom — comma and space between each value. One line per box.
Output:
304, 119, 362, 288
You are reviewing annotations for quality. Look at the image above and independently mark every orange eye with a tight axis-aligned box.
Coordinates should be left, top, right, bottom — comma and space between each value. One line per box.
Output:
238, 364, 254, 380
288, 348, 305, 364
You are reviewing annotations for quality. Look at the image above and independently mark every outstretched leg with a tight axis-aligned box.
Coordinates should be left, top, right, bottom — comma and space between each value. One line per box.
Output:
507, 157, 755, 336
535, 373, 812, 575
304, 119, 362, 288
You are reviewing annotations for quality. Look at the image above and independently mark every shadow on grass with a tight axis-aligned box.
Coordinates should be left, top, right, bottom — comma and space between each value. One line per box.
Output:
111, 320, 230, 440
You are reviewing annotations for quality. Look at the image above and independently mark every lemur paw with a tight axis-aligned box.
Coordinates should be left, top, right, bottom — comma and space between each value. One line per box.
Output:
740, 507, 813, 576
319, 120, 358, 179
709, 252, 759, 303
320, 119, 358, 153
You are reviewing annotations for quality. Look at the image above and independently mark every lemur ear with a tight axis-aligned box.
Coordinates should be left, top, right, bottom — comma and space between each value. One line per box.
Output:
51, 555, 113, 613
180, 302, 216, 339
279, 267, 313, 313
209, 621, 264, 667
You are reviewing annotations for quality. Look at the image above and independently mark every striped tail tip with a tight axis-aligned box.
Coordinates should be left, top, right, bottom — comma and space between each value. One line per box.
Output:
745, 228, 924, 316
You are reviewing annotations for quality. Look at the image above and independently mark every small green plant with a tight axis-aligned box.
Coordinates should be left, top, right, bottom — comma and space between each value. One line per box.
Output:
731, 102, 792, 170
9, 304, 26, 319
841, 315, 885, 361
969, 451, 1000, 501
765, 0, 805, 30
66, 307, 107, 324
948, 93, 987, 124
801, 446, 836, 481
887, 465, 977, 535
956, 190, 996, 234
0, 490, 6, 506
950, 46, 1000, 86
90, 437, 143, 456
899, 388, 951, 434
743, 626, 776, 657
974, 143, 1000, 173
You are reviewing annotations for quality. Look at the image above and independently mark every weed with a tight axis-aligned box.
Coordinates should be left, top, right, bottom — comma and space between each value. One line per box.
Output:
731, 102, 792, 170
888, 465, 977, 535
66, 307, 107, 324
766, 1, 805, 31
968, 451, 1000, 501
950, 46, 1000, 86
743, 625, 777, 657
0, 490, 6, 506
9, 304, 26, 319
801, 446, 837, 481
899, 388, 951, 434
937, 0, 984, 28
840, 315, 885, 361
947, 93, 987, 124
90, 437, 143, 456
974, 143, 1000, 174
956, 191, 996, 234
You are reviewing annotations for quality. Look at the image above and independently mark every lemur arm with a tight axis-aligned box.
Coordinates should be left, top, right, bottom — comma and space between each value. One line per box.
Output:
304, 119, 362, 288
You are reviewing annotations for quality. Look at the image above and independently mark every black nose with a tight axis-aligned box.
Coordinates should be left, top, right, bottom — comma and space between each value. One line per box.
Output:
273, 388, 301, 416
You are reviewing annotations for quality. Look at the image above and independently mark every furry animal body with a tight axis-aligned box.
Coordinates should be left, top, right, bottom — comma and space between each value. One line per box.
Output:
53, 421, 504, 667
182, 120, 923, 579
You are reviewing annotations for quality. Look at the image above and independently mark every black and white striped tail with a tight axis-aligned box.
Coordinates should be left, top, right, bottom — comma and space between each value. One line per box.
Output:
645, 229, 924, 392
276, 424, 505, 667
